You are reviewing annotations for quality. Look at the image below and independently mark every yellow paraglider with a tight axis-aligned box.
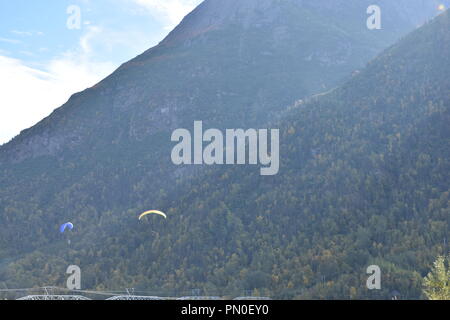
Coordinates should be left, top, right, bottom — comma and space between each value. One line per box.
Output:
139, 210, 167, 220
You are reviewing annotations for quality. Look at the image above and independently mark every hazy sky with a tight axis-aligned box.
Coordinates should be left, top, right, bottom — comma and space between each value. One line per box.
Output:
0, 0, 202, 145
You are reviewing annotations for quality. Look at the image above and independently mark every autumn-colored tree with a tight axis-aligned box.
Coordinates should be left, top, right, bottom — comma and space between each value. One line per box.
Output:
423, 255, 450, 300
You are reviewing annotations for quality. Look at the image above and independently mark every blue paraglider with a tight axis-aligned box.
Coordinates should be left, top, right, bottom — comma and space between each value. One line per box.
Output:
60, 222, 74, 233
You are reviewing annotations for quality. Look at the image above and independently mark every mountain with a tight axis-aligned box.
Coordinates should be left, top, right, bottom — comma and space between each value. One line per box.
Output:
0, 1, 448, 299
1, 1, 445, 160
81, 10, 448, 299
152, 10, 449, 299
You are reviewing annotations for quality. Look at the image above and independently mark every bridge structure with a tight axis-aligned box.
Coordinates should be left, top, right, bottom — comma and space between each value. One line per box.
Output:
0, 286, 271, 300
17, 295, 272, 300
17, 295, 91, 300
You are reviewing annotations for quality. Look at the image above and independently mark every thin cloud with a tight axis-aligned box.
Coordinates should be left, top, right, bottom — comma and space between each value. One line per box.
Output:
0, 37, 22, 44
11, 30, 44, 37
132, 0, 202, 29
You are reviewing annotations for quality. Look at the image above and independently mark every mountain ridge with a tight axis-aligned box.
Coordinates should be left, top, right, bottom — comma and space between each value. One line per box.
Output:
1, 0, 446, 161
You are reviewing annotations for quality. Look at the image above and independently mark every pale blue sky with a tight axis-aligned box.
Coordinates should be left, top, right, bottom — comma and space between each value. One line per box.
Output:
0, 0, 202, 144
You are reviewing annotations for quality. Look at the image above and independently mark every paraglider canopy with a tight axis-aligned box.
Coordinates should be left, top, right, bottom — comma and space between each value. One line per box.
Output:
139, 210, 167, 220
60, 222, 74, 233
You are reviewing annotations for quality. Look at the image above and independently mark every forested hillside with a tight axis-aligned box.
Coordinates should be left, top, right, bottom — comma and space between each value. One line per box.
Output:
1, 0, 436, 262
0, 2, 448, 299
0, 8, 448, 299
